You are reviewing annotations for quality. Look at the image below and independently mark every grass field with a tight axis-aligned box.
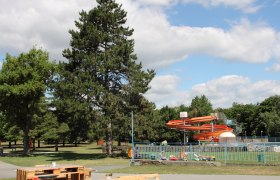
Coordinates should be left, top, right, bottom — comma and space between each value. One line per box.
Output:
0, 141, 280, 178
0, 142, 129, 166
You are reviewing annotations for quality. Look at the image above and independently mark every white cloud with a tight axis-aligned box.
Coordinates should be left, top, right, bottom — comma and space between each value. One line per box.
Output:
128, 4, 280, 69
182, 0, 261, 13
137, 0, 177, 6
146, 75, 280, 108
1, 0, 279, 108
124, 1, 280, 71
266, 63, 280, 72
0, 0, 94, 60
1, 0, 279, 70
144, 75, 183, 106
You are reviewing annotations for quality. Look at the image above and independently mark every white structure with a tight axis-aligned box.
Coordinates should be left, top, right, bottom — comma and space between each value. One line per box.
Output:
219, 132, 236, 143
180, 112, 188, 118
180, 112, 188, 144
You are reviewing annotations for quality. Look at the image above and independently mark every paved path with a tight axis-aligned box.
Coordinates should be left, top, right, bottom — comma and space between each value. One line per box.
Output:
0, 160, 279, 180
96, 174, 280, 180
0, 160, 19, 178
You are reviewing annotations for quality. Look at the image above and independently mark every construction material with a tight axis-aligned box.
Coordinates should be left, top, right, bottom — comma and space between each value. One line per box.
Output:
16, 165, 91, 180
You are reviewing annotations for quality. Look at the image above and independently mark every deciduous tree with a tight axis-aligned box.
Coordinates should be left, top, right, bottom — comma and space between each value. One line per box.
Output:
0, 48, 55, 154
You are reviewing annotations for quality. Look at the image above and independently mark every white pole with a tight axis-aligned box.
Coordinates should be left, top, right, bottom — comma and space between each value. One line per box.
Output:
180, 112, 188, 145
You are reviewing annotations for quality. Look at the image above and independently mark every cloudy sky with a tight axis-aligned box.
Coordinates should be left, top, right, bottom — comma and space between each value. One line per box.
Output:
1, 0, 280, 108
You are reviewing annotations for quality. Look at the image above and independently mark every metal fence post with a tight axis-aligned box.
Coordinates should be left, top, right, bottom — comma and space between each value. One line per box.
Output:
263, 143, 266, 164
224, 143, 227, 164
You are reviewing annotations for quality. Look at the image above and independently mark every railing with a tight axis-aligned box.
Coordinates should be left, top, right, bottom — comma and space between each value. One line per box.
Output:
133, 142, 280, 163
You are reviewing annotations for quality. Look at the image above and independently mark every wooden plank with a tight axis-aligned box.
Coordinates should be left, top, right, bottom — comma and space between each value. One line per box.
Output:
16, 165, 91, 180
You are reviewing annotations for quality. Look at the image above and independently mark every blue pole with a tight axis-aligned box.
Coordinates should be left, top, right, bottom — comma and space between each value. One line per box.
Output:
131, 111, 134, 161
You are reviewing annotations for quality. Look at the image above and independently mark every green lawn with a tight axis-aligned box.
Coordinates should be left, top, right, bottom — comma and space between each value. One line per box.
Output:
0, 142, 129, 167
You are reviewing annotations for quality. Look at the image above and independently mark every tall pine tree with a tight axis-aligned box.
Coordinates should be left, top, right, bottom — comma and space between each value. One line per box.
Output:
53, 0, 155, 154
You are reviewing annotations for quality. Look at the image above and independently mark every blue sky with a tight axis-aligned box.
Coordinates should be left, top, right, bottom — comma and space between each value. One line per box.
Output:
1, 0, 280, 108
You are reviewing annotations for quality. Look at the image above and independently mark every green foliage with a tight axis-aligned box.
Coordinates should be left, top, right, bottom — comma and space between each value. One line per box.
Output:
0, 113, 6, 141
256, 95, 280, 136
223, 96, 280, 137
0, 47, 55, 154
224, 103, 258, 136
0, 113, 23, 143
3, 125, 23, 142
51, 0, 155, 152
38, 112, 69, 142
157, 106, 182, 142
189, 95, 213, 117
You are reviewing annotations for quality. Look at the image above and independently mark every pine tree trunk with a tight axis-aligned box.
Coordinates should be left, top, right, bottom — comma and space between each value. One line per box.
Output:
118, 135, 121, 146
32, 139, 36, 151
106, 122, 112, 155
23, 125, 30, 155
55, 140, 59, 151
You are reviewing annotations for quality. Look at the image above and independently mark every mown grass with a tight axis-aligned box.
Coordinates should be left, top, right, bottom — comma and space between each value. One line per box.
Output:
0, 142, 129, 166
0, 153, 128, 167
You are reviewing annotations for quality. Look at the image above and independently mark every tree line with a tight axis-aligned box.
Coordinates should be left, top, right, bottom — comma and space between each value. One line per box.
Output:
1, 0, 280, 155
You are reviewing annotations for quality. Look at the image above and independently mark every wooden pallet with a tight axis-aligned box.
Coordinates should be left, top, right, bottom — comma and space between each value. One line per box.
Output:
16, 165, 91, 180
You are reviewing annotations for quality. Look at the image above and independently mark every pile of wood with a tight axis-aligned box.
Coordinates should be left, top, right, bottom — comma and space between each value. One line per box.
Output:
16, 165, 91, 180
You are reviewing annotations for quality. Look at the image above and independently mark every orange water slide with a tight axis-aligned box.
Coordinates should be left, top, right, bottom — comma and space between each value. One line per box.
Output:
166, 115, 217, 129
166, 115, 233, 142
193, 129, 233, 141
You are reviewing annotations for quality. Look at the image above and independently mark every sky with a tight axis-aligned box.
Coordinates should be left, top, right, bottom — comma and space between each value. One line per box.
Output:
1, 0, 280, 109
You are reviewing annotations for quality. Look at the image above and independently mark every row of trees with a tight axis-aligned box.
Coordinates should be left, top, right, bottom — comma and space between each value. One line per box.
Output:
1, 0, 280, 155
157, 95, 280, 142
224, 96, 280, 137
0, 0, 155, 155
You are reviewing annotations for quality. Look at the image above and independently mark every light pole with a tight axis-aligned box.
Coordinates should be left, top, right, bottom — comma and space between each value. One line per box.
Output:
131, 111, 134, 162
245, 131, 247, 141
261, 130, 263, 139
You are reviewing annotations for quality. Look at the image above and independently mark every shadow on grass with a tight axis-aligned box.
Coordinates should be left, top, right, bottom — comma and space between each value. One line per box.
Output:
40, 152, 108, 162
4, 151, 109, 159
88, 147, 102, 150
1, 142, 128, 162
